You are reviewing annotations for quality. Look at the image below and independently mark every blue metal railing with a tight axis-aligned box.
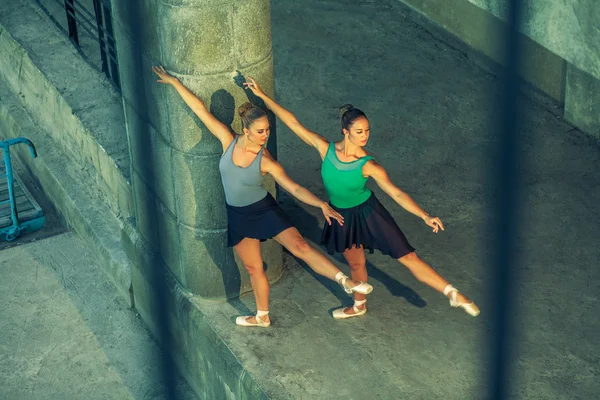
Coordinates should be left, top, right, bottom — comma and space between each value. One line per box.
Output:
0, 138, 38, 241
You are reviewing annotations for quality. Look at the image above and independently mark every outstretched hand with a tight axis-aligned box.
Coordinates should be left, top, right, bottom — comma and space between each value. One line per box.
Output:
152, 65, 177, 85
423, 215, 444, 233
321, 203, 344, 226
243, 76, 266, 97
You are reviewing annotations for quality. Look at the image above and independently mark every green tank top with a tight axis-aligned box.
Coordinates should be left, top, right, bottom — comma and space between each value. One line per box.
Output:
321, 142, 374, 208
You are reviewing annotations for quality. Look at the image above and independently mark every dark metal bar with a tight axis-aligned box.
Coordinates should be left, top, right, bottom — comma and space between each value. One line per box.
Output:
42, 0, 121, 90
48, 0, 99, 40
71, 0, 96, 22
33, 0, 91, 65
71, 0, 119, 43
67, 9, 98, 39
92, 0, 109, 75
487, 0, 524, 399
49, 0, 119, 47
95, 0, 112, 10
63, 0, 79, 45
101, 1, 121, 90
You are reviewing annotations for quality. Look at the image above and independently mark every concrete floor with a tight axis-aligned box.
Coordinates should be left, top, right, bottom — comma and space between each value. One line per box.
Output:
0, 232, 196, 400
1, 0, 598, 399
196, 0, 600, 399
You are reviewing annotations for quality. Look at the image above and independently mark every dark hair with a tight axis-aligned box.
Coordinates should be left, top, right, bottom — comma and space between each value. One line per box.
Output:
339, 104, 367, 132
238, 102, 267, 129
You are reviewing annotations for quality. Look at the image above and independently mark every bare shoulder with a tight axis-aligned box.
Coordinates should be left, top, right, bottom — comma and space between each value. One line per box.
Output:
313, 135, 330, 156
221, 134, 235, 153
362, 158, 387, 178
260, 148, 281, 173
262, 148, 276, 163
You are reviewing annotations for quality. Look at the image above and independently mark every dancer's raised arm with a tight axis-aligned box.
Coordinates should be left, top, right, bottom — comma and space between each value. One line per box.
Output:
243, 77, 329, 157
153, 66, 233, 150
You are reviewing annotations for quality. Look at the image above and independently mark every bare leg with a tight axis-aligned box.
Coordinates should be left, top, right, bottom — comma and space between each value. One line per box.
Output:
339, 245, 369, 315
274, 227, 363, 288
398, 252, 471, 304
234, 238, 270, 324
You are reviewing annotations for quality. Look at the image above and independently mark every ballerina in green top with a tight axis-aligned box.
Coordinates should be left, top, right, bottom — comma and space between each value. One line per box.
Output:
243, 77, 479, 319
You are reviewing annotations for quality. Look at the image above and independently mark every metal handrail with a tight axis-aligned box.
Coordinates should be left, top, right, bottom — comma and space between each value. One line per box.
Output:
33, 0, 121, 91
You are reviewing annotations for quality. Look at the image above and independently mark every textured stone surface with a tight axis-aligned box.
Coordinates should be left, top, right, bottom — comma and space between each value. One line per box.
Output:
176, 224, 240, 298
156, 202, 183, 282
565, 64, 600, 139
157, 3, 234, 75
131, 171, 160, 247
116, 30, 170, 143
233, 0, 273, 68
3, 0, 598, 399
468, 0, 600, 81
0, 1, 132, 219
127, 104, 176, 213
114, 0, 283, 298
122, 223, 270, 398
111, 0, 161, 61
267, 0, 599, 398
398, 0, 600, 138
398, 0, 568, 102
0, 232, 195, 400
171, 151, 228, 230
0, 78, 132, 303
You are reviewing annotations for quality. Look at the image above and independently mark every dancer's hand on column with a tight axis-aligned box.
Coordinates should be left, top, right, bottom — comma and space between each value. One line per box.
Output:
243, 77, 266, 98
423, 215, 444, 233
320, 202, 344, 226
152, 66, 178, 85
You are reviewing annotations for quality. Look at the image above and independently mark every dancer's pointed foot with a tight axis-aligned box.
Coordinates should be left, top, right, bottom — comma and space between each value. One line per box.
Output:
333, 299, 367, 319
444, 285, 480, 317
335, 272, 373, 294
236, 311, 271, 327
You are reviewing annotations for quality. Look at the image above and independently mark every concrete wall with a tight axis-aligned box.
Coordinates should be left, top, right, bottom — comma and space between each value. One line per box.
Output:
0, 78, 133, 303
398, 0, 600, 139
468, 0, 600, 81
0, 1, 134, 300
0, 2, 133, 219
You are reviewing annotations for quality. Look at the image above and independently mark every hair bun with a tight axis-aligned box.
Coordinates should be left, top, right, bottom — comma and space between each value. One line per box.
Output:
339, 104, 354, 117
339, 104, 367, 133
238, 102, 255, 118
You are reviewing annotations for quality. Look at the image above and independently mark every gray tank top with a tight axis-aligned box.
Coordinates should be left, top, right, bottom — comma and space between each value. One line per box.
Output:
219, 136, 268, 207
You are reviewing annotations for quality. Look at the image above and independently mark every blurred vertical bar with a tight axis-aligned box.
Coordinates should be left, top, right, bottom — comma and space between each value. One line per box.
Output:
64, 0, 79, 45
102, 1, 120, 91
488, 0, 524, 399
122, 2, 178, 398
92, 0, 109, 77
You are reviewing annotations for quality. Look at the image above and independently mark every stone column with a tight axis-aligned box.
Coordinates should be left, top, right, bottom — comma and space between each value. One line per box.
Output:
111, 0, 283, 299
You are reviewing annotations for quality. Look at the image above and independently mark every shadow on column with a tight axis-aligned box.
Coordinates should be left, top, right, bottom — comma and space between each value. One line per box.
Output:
122, 2, 178, 399
183, 88, 264, 316
233, 70, 278, 160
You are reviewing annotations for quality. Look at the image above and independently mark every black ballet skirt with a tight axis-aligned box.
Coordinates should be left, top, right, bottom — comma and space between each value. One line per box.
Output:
226, 193, 293, 247
321, 192, 415, 259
